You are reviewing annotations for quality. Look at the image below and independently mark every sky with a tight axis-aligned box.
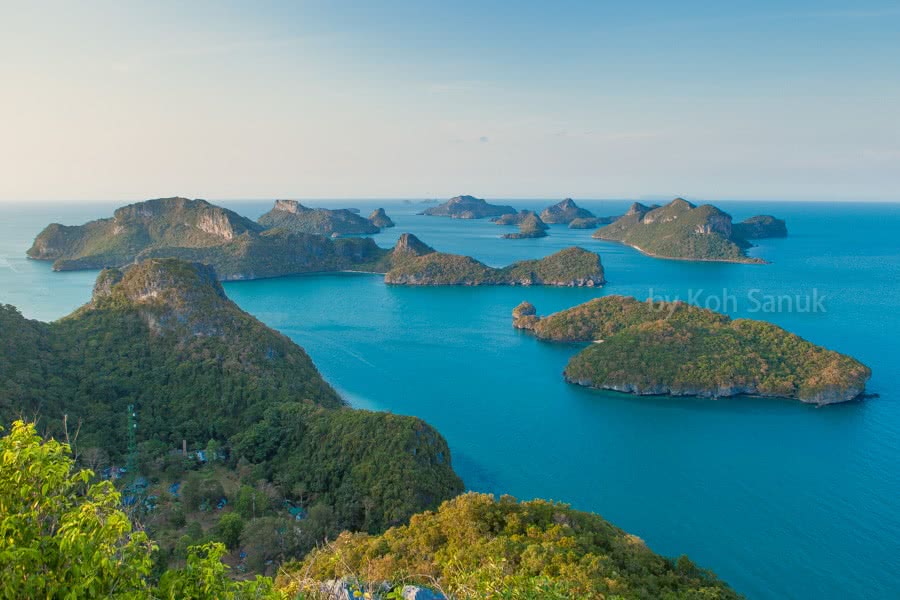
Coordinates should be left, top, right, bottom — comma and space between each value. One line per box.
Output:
0, 0, 898, 202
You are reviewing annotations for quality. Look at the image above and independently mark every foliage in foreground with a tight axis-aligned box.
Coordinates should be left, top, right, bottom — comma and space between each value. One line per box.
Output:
283, 492, 741, 600
0, 421, 278, 599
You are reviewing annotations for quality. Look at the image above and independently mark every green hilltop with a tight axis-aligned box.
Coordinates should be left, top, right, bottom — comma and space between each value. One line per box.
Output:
592, 198, 786, 263
0, 259, 463, 569
514, 295, 871, 404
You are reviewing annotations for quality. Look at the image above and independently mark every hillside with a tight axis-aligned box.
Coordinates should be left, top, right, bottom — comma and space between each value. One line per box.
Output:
282, 492, 740, 599
0, 259, 464, 566
422, 195, 516, 219
592, 198, 785, 263
385, 246, 604, 286
513, 295, 871, 404
732, 215, 788, 240
257, 200, 381, 236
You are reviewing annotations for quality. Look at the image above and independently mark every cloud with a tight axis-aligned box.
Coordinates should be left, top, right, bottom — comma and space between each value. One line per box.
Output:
479, 136, 489, 143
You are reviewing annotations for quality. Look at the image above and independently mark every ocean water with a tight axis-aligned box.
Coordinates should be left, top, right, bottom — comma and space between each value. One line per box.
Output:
1, 198, 899, 599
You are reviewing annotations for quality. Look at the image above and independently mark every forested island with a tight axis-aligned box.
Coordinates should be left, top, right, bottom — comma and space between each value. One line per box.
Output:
257, 199, 391, 236
496, 210, 549, 239
422, 194, 516, 219
513, 295, 871, 404
0, 259, 739, 598
385, 245, 605, 286
539, 198, 595, 224
592, 198, 786, 263
27, 199, 610, 289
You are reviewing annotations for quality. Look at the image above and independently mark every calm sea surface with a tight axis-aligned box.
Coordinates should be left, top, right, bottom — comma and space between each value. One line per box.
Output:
1, 199, 898, 598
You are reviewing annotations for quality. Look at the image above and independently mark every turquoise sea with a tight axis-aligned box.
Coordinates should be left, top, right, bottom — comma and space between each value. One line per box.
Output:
1, 199, 898, 599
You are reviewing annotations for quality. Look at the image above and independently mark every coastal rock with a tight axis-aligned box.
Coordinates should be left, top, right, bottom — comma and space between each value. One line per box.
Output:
422, 195, 516, 219
540, 198, 595, 224
368, 207, 395, 228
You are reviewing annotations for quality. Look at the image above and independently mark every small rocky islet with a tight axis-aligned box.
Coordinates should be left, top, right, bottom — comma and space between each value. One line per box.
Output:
513, 295, 871, 405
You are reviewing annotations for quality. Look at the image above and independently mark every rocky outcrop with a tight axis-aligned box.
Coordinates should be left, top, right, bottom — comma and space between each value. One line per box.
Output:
422, 195, 516, 219
540, 198, 595, 224
368, 208, 395, 229
501, 211, 548, 239
512, 301, 539, 330
391, 233, 435, 259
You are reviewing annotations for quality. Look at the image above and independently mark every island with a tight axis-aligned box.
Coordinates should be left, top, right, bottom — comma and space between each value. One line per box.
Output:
513, 295, 871, 405
422, 194, 516, 219
385, 245, 604, 286
26, 197, 391, 278
368, 207, 395, 228
28, 198, 604, 288
0, 258, 464, 566
540, 198, 595, 224
257, 199, 380, 235
499, 210, 549, 239
569, 215, 619, 229
592, 198, 787, 263
733, 214, 788, 239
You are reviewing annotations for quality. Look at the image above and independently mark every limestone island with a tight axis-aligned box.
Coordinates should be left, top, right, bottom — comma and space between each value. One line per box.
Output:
422, 195, 516, 219
27, 197, 392, 279
540, 198, 594, 224
386, 242, 604, 286
368, 207, 395, 228
732, 214, 788, 239
569, 215, 619, 229
498, 210, 549, 239
28, 197, 602, 287
258, 199, 386, 236
592, 198, 787, 263
512, 295, 871, 405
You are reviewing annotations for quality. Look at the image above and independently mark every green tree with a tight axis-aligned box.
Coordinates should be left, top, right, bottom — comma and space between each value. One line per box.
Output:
216, 512, 244, 550
157, 542, 278, 600
0, 421, 155, 597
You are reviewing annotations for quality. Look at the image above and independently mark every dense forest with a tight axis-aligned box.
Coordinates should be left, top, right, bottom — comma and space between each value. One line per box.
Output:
514, 295, 871, 403
2, 422, 740, 598
0, 259, 463, 572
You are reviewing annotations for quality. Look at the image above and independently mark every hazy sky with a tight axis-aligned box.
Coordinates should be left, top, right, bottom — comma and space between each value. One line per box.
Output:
1, 1, 898, 202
